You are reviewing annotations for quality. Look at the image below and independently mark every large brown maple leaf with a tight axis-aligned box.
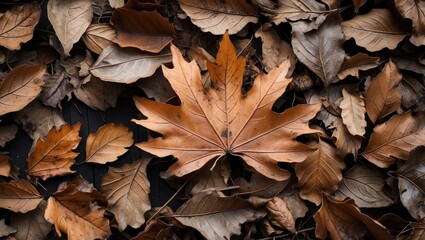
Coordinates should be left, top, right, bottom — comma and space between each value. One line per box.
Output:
133, 32, 321, 180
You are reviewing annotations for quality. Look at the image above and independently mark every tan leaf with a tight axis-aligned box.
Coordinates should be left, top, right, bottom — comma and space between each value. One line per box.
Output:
0, 3, 41, 50
82, 24, 116, 55
331, 117, 362, 157
90, 45, 172, 83
0, 64, 46, 116
178, 0, 258, 35
13, 101, 65, 140
101, 158, 151, 230
278, 190, 308, 219
109, 0, 124, 8
111, 8, 175, 53
188, 45, 216, 71
411, 223, 425, 240
365, 60, 402, 123
11, 200, 51, 240
336, 164, 393, 208
0, 125, 18, 147
295, 140, 345, 205
175, 191, 265, 240
266, 197, 296, 233
85, 123, 133, 164
0, 219, 16, 238
291, 14, 345, 87
0, 180, 42, 213
314, 195, 392, 240
339, 89, 366, 136
363, 112, 425, 168
395, 0, 425, 46
337, 53, 380, 79
133, 32, 321, 180
45, 178, 111, 240
27, 123, 81, 180
47, 0, 93, 55
342, 9, 409, 52
0, 155, 12, 177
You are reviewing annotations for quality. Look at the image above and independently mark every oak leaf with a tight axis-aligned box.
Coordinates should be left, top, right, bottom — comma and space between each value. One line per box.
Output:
0, 180, 42, 213
339, 89, 366, 137
101, 158, 151, 231
133, 32, 321, 180
0, 125, 18, 147
27, 123, 81, 180
0, 64, 46, 116
11, 200, 52, 240
82, 24, 116, 55
395, 0, 425, 46
0, 3, 40, 50
337, 53, 380, 80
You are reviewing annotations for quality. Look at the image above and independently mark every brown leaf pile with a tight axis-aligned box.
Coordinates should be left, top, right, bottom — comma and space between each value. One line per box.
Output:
0, 0, 425, 239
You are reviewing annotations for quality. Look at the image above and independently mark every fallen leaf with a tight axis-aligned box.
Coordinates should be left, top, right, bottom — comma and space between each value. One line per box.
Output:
178, 0, 258, 35
363, 112, 425, 168
234, 171, 289, 198
187, 159, 230, 195
278, 190, 308, 219
337, 53, 380, 80
342, 9, 409, 52
92, 0, 113, 17
336, 164, 393, 208
291, 14, 345, 87
331, 117, 363, 157
175, 191, 265, 240
399, 73, 425, 110
133, 32, 321, 180
131, 219, 174, 240
0, 155, 12, 177
45, 178, 111, 240
353, 0, 367, 12
314, 195, 392, 240
411, 223, 425, 240
0, 180, 42, 213
0, 3, 40, 50
0, 64, 46, 116
0, 219, 16, 238
393, 57, 425, 76
101, 158, 151, 231
295, 140, 345, 205
111, 8, 175, 53
365, 60, 402, 123
27, 123, 81, 180
0, 125, 18, 147
82, 24, 116, 55
339, 89, 366, 137
11, 200, 51, 240
47, 0, 93, 55
188, 45, 216, 71
90, 45, 172, 83
395, 0, 425, 46
39, 72, 74, 108
109, 0, 124, 8
266, 197, 296, 233
135, 70, 177, 102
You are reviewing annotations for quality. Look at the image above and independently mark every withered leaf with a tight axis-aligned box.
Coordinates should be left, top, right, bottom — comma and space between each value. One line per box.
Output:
365, 60, 402, 123
342, 9, 409, 52
0, 180, 42, 213
86, 123, 133, 164
0, 219, 16, 238
337, 53, 380, 80
109, 0, 124, 8
101, 158, 151, 231
45, 178, 111, 240
178, 0, 258, 35
295, 140, 345, 205
187, 159, 230, 195
234, 171, 289, 198
11, 200, 51, 240
133, 32, 321, 180
135, 70, 177, 102
314, 195, 392, 240
188, 45, 216, 71
0, 64, 46, 116
0, 155, 12, 177
331, 117, 363, 157
399, 73, 425, 110
411, 223, 425, 240
40, 72, 74, 108
266, 197, 296, 233
27, 123, 81, 180
339, 89, 366, 137
47, 0, 93, 55
90, 45, 172, 84
0, 125, 18, 147
395, 0, 425, 46
82, 24, 116, 55
131, 219, 174, 240
0, 3, 40, 50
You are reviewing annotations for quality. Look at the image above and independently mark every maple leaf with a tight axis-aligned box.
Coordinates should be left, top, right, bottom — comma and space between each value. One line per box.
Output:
133, 32, 321, 180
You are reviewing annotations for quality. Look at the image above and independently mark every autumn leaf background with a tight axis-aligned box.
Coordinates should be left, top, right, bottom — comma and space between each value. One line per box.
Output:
1, 0, 425, 239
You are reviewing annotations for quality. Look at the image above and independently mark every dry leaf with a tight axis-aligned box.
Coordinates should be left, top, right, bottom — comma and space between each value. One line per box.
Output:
135, 70, 177, 102
101, 158, 151, 231
331, 117, 363, 157
85, 123, 133, 164
0, 219, 16, 238
266, 197, 296, 233
0, 180, 42, 213
295, 140, 345, 205
111, 8, 175, 53
342, 9, 409, 52
395, 0, 425, 46
131, 219, 174, 240
109, 0, 124, 8
178, 0, 258, 35
47, 0, 93, 55
339, 89, 366, 137
363, 112, 425, 168
11, 200, 51, 240
90, 45, 172, 83
365, 60, 402, 123
82, 24, 116, 55
0, 3, 40, 50
234, 171, 289, 198
411, 223, 425, 240
314, 195, 392, 240
399, 73, 425, 110
0, 155, 12, 177
92, 0, 113, 17
175, 191, 265, 240
337, 53, 380, 79
0, 125, 18, 147
40, 72, 74, 108
188, 45, 216, 71
0, 64, 46, 116
279, 190, 308, 219
187, 159, 230, 195
133, 32, 321, 180
336, 164, 393, 208
27, 123, 81, 180
45, 178, 111, 240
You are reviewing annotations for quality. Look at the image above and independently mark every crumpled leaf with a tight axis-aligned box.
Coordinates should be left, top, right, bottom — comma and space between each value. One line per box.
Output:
339, 89, 366, 137
0, 3, 41, 50
133, 32, 321, 180
342, 9, 409, 52
39, 71, 74, 108
337, 53, 380, 80
11, 200, 52, 240
0, 180, 42, 213
178, 0, 258, 35
82, 24, 116, 55
0, 219, 16, 238
101, 158, 151, 231
266, 197, 296, 233
27, 123, 81, 180
0, 125, 18, 147
395, 0, 425, 46
331, 117, 363, 157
